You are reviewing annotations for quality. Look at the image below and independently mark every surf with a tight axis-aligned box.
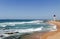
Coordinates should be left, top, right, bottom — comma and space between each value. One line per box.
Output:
0, 20, 43, 27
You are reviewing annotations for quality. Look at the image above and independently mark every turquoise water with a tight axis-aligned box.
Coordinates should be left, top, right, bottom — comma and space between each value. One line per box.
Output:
0, 19, 57, 39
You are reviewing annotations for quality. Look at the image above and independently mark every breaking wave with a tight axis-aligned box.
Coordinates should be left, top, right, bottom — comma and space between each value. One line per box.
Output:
0, 20, 57, 39
0, 20, 57, 32
0, 20, 43, 27
1, 27, 43, 33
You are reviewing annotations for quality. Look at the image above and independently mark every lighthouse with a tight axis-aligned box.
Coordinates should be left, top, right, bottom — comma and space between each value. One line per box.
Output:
53, 15, 56, 21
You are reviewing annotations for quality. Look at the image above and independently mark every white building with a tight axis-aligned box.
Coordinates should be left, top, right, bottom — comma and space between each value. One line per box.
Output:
53, 15, 56, 21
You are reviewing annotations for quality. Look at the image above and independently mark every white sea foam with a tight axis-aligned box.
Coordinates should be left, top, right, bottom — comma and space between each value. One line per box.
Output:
2, 27, 43, 33
0, 20, 57, 39
0, 26, 43, 39
0, 20, 43, 27
18, 27, 43, 33
0, 25, 57, 39
0, 25, 56, 33
50, 25, 57, 31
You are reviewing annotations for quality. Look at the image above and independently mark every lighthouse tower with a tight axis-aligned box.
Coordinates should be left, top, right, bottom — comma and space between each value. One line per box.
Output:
53, 15, 56, 21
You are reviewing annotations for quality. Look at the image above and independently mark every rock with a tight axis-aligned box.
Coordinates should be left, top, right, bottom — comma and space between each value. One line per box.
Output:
18, 32, 41, 39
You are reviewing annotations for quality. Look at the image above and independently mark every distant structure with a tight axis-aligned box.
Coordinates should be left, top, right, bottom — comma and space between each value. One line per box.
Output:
53, 15, 56, 21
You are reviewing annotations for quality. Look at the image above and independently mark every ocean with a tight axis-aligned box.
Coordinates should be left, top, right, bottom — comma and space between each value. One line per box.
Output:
0, 19, 57, 39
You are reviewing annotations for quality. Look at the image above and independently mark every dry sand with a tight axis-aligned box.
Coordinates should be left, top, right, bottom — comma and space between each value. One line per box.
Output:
41, 21, 60, 39
20, 21, 60, 39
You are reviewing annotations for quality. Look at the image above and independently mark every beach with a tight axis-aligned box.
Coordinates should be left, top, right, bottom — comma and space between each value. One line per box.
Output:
41, 21, 60, 39
0, 20, 56, 39
0, 20, 59, 39
20, 21, 60, 39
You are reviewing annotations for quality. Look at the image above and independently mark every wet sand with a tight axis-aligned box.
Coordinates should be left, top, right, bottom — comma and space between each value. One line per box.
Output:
19, 21, 60, 39
19, 32, 47, 39
41, 21, 60, 39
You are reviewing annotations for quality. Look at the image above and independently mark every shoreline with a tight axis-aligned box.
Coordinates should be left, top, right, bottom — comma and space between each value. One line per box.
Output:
19, 21, 60, 39
41, 21, 60, 39
2, 21, 60, 39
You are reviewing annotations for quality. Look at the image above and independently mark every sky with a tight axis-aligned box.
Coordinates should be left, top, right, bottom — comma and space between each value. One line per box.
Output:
0, 0, 60, 19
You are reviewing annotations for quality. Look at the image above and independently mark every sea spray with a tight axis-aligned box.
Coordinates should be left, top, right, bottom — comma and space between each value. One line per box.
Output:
0, 20, 57, 39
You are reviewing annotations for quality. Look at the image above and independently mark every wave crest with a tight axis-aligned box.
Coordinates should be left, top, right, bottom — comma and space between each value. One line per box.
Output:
0, 20, 43, 27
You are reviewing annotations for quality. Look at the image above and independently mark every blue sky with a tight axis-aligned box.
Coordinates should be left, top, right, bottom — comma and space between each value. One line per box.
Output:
0, 0, 60, 19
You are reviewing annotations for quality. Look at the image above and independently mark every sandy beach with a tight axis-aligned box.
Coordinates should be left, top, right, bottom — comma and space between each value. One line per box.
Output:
20, 21, 60, 39
41, 21, 60, 39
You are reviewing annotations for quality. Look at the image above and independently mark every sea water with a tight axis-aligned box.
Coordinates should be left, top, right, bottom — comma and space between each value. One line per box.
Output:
0, 19, 57, 39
